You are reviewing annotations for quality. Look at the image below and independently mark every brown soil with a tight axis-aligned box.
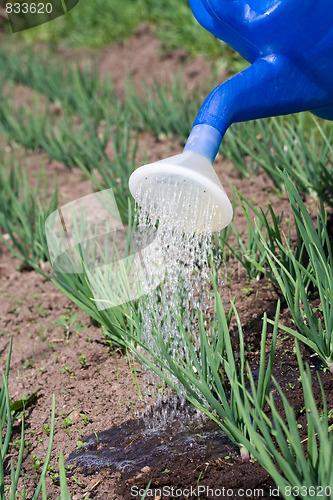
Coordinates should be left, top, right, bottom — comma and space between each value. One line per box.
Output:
1, 25, 333, 500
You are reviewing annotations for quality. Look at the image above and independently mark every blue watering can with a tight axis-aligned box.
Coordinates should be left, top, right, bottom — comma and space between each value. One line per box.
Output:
129, 0, 333, 233
184, 0, 333, 162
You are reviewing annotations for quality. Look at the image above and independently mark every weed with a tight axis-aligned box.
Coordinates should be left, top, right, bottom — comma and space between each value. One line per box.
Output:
78, 354, 88, 369
35, 322, 47, 342
30, 454, 44, 472
79, 413, 92, 426
23, 359, 35, 370
76, 440, 86, 449
43, 423, 50, 435
52, 311, 84, 340
33, 304, 50, 317
61, 365, 75, 377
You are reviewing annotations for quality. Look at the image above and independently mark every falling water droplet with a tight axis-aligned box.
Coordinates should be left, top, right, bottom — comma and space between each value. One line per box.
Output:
132, 175, 225, 429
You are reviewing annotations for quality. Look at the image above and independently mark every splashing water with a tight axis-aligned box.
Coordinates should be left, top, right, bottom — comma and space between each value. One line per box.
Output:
67, 401, 235, 476
133, 176, 225, 429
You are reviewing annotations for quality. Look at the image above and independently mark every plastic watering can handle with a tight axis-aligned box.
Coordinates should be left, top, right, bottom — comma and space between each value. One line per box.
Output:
185, 0, 333, 163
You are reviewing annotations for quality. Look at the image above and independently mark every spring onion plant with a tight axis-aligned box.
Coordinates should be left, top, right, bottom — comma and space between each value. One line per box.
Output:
211, 189, 269, 282
42, 200, 139, 349
0, 50, 117, 122
76, 120, 138, 221
225, 341, 333, 500
125, 76, 202, 143
40, 117, 109, 170
0, 159, 57, 272
0, 339, 70, 499
49, 264, 133, 349
0, 96, 135, 221
223, 212, 270, 282
257, 172, 333, 372
121, 288, 280, 462
0, 100, 50, 151
139, 481, 152, 500
224, 114, 333, 203
0, 99, 107, 170
227, 189, 313, 291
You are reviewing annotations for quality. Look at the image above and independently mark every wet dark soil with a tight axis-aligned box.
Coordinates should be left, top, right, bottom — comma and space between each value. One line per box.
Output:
67, 400, 236, 477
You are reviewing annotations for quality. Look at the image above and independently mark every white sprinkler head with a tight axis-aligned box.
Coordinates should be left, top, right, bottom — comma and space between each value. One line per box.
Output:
129, 151, 233, 233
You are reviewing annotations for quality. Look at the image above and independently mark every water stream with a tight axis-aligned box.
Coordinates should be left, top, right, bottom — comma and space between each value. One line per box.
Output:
68, 180, 231, 476
134, 178, 224, 406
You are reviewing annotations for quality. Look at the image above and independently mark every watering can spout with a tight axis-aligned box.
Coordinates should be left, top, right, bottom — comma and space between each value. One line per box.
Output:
185, 54, 332, 163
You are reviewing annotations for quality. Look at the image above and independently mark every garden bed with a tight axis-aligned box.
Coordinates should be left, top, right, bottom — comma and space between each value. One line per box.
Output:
1, 25, 333, 500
